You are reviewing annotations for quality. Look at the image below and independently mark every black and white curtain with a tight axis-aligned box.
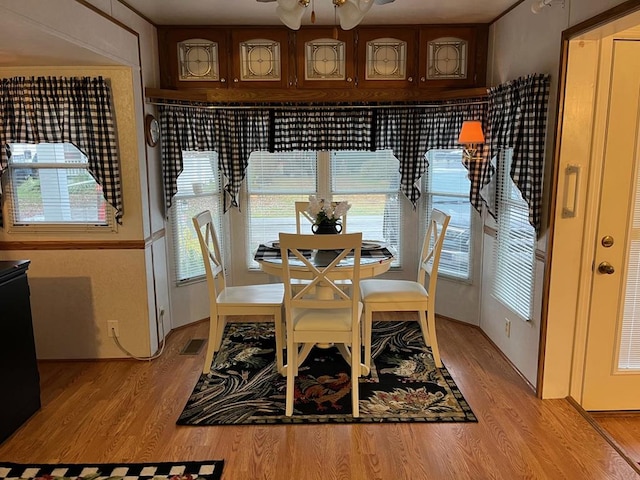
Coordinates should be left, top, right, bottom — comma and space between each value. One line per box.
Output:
159, 105, 270, 210
0, 76, 122, 223
159, 100, 488, 214
375, 100, 488, 211
487, 73, 551, 233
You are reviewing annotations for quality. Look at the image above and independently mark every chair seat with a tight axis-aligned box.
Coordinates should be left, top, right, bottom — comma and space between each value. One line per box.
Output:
360, 279, 427, 302
217, 283, 284, 305
292, 302, 363, 331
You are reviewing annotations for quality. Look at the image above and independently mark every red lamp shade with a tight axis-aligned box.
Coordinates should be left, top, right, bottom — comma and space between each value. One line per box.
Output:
458, 121, 485, 145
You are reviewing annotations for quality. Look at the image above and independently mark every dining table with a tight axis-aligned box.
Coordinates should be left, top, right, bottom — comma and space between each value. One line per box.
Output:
254, 238, 395, 375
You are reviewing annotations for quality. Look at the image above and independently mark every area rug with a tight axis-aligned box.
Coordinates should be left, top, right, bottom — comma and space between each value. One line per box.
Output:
0, 461, 223, 480
177, 321, 477, 425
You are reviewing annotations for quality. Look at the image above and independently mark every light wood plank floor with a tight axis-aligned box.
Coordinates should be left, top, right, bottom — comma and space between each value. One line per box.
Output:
1, 315, 639, 480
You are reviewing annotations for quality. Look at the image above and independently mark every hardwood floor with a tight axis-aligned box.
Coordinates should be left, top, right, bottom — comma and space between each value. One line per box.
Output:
590, 412, 640, 467
1, 315, 639, 480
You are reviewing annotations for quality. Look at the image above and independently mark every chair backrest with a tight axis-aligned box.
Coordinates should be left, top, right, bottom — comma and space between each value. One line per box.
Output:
192, 210, 226, 303
294, 201, 348, 234
279, 232, 362, 312
418, 209, 451, 294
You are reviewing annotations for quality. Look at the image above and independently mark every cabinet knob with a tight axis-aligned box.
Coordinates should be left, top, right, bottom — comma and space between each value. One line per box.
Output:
408, 77, 413, 82
233, 78, 239, 83
347, 77, 352, 82
220, 78, 226, 83
420, 76, 426, 82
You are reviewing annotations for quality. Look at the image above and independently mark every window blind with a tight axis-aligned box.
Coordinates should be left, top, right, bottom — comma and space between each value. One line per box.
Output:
493, 149, 536, 321
619, 179, 640, 370
7, 143, 111, 228
246, 151, 317, 268
425, 150, 472, 280
171, 151, 223, 283
331, 150, 402, 264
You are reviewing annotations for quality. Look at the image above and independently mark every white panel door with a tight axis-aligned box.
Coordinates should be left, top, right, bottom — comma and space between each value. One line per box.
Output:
582, 39, 640, 410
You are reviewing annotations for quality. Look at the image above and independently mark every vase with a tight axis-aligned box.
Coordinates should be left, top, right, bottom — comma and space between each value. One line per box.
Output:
312, 221, 342, 235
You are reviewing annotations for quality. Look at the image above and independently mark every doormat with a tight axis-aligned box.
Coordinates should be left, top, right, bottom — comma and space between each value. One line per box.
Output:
177, 321, 477, 425
0, 460, 223, 480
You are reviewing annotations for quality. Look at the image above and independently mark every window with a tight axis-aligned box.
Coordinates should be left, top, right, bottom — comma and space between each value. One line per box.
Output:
424, 149, 472, 280
171, 151, 223, 283
5, 143, 113, 230
492, 149, 536, 320
245, 150, 401, 268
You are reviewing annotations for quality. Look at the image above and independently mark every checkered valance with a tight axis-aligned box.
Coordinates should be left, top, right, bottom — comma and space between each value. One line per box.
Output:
159, 104, 270, 211
487, 74, 551, 233
272, 108, 374, 151
0, 76, 122, 223
160, 101, 489, 215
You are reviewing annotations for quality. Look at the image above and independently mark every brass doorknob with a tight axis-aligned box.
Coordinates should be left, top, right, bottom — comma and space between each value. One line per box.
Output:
598, 262, 615, 274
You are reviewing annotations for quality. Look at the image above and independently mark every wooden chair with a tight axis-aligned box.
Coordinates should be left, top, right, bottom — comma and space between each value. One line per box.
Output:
295, 201, 348, 234
360, 209, 451, 369
279, 232, 363, 417
193, 210, 285, 374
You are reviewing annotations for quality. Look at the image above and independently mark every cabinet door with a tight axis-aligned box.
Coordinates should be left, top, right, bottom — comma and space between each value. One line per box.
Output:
158, 27, 229, 89
356, 27, 416, 89
230, 28, 291, 89
295, 28, 355, 89
418, 26, 487, 89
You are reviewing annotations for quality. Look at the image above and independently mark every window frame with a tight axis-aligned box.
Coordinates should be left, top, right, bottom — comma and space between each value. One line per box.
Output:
491, 148, 536, 322
4, 142, 116, 233
423, 149, 473, 282
170, 150, 224, 285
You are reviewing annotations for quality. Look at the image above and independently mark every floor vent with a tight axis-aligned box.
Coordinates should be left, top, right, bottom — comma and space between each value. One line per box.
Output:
180, 338, 206, 355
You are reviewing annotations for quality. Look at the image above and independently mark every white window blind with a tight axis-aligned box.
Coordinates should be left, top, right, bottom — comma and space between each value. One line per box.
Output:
618, 174, 640, 370
424, 149, 472, 280
171, 151, 223, 283
6, 143, 113, 228
492, 149, 536, 321
246, 151, 317, 268
331, 150, 402, 265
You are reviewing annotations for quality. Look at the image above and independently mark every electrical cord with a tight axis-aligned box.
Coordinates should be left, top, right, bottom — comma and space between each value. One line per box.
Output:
110, 309, 167, 361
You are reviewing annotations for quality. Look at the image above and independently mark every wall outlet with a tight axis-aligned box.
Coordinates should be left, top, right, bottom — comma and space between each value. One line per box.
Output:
505, 318, 511, 338
108, 320, 119, 338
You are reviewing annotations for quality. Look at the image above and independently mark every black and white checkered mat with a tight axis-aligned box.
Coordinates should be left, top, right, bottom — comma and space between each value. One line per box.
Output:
0, 461, 223, 480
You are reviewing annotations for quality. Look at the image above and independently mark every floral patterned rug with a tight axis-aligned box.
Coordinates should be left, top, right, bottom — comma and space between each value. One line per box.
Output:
177, 322, 477, 425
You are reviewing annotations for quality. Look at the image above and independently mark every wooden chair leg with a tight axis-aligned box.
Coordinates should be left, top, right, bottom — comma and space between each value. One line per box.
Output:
427, 308, 442, 368
285, 340, 297, 416
363, 307, 374, 372
214, 315, 226, 352
273, 309, 284, 374
203, 314, 219, 374
351, 335, 360, 417
418, 310, 431, 347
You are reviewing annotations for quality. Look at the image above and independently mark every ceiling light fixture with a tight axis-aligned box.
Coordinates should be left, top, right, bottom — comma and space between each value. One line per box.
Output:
262, 0, 390, 31
531, 0, 565, 14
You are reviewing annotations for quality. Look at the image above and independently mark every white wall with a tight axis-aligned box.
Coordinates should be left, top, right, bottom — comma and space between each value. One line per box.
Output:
485, 0, 632, 389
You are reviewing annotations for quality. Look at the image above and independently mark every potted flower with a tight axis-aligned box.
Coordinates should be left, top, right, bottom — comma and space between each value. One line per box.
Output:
307, 195, 351, 234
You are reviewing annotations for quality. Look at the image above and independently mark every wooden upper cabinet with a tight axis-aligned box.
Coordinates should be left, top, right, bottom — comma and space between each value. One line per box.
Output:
418, 25, 488, 89
158, 27, 229, 89
230, 28, 291, 89
356, 27, 416, 89
295, 28, 355, 89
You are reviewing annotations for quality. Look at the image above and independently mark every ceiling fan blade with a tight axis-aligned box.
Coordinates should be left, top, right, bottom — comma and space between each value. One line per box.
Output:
374, 0, 395, 4
257, 0, 277, 3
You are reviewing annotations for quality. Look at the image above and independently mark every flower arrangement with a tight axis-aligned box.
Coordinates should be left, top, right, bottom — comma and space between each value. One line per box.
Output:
307, 195, 351, 225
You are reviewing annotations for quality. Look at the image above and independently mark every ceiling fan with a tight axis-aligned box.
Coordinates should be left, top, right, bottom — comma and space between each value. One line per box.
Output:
258, 0, 395, 30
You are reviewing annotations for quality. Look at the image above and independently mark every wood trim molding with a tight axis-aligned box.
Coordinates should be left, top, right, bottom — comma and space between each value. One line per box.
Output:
146, 86, 488, 105
0, 240, 146, 250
